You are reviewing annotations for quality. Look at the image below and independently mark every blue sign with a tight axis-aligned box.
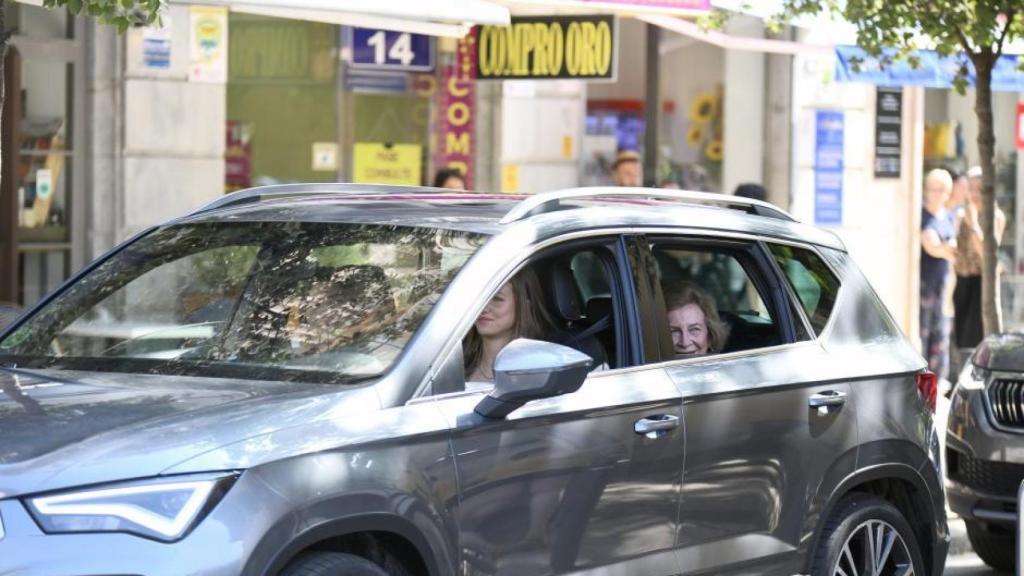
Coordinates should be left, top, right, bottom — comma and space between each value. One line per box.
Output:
349, 28, 434, 72
835, 45, 1024, 91
345, 70, 409, 94
814, 110, 844, 226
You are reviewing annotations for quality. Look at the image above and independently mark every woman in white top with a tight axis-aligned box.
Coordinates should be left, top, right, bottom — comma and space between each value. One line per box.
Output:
463, 268, 556, 382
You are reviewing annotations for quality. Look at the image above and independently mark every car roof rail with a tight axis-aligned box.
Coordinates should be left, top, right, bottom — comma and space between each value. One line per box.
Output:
188, 183, 434, 216
498, 187, 796, 224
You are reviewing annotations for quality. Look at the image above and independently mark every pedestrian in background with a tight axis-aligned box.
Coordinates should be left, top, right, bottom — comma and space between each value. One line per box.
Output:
943, 167, 968, 379
611, 150, 642, 187
946, 168, 968, 215
920, 168, 957, 381
952, 166, 1006, 363
433, 168, 467, 191
733, 183, 767, 202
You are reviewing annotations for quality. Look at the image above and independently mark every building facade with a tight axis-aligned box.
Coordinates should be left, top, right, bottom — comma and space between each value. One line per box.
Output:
3, 2, 1023, 346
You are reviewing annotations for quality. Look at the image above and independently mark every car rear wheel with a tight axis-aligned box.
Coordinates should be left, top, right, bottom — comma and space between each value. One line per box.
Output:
811, 494, 925, 576
280, 552, 390, 576
965, 520, 1015, 572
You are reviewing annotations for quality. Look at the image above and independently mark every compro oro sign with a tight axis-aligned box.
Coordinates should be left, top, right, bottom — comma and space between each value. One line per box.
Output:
475, 15, 617, 80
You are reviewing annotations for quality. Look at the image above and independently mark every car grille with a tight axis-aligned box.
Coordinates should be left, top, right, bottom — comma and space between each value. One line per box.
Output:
987, 379, 1024, 428
948, 448, 1024, 495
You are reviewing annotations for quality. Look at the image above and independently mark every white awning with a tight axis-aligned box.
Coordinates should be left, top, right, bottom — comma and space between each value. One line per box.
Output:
170, 0, 511, 37
638, 13, 833, 55
497, 0, 712, 17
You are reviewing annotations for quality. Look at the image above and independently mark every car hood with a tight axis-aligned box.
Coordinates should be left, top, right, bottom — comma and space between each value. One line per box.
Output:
974, 332, 1024, 372
0, 368, 379, 498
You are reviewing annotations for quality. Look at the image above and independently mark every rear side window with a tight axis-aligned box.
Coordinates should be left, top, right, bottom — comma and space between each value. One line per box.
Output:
769, 244, 840, 334
650, 242, 783, 356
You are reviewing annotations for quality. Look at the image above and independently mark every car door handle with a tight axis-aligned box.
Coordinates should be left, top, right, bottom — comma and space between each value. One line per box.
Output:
634, 414, 680, 437
808, 390, 847, 409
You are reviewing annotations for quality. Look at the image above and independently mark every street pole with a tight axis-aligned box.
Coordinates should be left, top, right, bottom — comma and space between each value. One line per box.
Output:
643, 23, 659, 188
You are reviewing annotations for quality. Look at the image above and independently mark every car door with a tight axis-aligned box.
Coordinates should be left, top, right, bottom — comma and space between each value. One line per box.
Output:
637, 234, 859, 575
429, 236, 685, 576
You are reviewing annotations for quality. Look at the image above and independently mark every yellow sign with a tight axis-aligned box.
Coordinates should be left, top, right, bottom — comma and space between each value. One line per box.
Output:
476, 15, 616, 80
353, 143, 422, 185
502, 164, 520, 194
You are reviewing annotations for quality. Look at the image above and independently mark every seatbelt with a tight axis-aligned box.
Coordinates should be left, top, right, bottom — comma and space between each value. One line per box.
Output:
568, 314, 611, 344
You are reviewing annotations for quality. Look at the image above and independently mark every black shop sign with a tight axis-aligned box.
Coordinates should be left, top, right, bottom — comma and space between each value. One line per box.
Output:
874, 87, 902, 178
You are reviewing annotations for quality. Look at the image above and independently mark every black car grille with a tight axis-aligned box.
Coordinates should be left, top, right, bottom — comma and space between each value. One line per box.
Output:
948, 448, 1024, 495
987, 379, 1024, 428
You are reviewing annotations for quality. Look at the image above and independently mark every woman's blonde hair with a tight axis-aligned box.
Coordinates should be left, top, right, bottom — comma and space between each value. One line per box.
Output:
463, 267, 555, 376
665, 282, 729, 353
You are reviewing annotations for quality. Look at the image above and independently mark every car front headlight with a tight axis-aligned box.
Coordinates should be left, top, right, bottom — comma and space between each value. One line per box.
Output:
956, 361, 988, 391
25, 473, 238, 542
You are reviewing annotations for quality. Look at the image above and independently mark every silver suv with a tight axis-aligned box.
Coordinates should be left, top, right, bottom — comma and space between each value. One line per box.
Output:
0, 185, 947, 576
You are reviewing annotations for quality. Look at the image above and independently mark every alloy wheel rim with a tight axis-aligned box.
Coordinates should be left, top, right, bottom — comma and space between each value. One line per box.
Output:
831, 519, 914, 576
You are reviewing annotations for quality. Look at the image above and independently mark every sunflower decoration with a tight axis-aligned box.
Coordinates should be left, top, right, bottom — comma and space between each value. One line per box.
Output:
686, 125, 704, 147
704, 140, 724, 162
684, 86, 724, 170
689, 92, 716, 123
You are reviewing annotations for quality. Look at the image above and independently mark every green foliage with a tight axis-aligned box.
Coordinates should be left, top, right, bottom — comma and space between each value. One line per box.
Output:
773, 1, 1023, 94
42, 0, 162, 32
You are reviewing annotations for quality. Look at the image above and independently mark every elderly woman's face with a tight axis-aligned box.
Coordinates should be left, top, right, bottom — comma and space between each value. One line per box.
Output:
924, 177, 950, 208
668, 303, 709, 356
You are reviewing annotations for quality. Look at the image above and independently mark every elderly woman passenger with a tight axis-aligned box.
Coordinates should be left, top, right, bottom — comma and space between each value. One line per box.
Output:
666, 283, 728, 357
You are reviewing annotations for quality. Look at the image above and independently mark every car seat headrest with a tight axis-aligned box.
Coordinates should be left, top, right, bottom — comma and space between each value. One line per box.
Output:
540, 262, 583, 322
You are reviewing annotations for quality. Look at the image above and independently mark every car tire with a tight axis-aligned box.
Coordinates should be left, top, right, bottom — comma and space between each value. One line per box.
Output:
810, 494, 925, 576
966, 520, 1015, 572
280, 552, 391, 576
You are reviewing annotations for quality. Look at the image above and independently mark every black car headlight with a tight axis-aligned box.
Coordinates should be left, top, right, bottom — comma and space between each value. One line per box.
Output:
24, 473, 238, 542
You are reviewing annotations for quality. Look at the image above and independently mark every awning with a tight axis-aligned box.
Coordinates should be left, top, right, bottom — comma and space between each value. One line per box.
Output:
170, 0, 511, 37
638, 13, 833, 55
498, 0, 711, 17
835, 45, 1024, 91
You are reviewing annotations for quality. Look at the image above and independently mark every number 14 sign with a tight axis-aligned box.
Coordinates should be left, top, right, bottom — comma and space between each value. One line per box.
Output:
349, 28, 435, 72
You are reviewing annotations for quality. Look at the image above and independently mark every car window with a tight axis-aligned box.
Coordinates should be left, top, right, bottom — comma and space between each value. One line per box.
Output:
456, 244, 623, 392
571, 251, 610, 301
650, 243, 782, 357
768, 244, 840, 335
0, 222, 485, 383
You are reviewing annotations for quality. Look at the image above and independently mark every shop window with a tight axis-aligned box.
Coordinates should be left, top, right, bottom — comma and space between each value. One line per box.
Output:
18, 59, 73, 243
226, 14, 338, 188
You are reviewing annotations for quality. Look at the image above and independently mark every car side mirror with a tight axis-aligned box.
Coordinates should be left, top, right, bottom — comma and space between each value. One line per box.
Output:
474, 338, 593, 419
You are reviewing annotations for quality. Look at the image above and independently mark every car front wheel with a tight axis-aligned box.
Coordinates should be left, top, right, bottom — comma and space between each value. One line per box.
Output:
280, 552, 390, 576
811, 494, 925, 576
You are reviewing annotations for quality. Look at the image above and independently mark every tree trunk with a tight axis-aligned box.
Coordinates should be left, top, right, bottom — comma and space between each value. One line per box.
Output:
972, 53, 1003, 336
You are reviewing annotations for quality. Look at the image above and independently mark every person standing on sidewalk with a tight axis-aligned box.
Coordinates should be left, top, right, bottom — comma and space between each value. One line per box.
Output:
944, 168, 969, 378
952, 166, 1006, 362
611, 150, 643, 187
920, 168, 957, 381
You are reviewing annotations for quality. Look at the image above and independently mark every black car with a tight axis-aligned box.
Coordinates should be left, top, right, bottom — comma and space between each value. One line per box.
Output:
947, 332, 1024, 572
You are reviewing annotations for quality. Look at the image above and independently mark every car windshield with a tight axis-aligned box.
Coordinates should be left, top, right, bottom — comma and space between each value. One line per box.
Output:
0, 221, 486, 383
